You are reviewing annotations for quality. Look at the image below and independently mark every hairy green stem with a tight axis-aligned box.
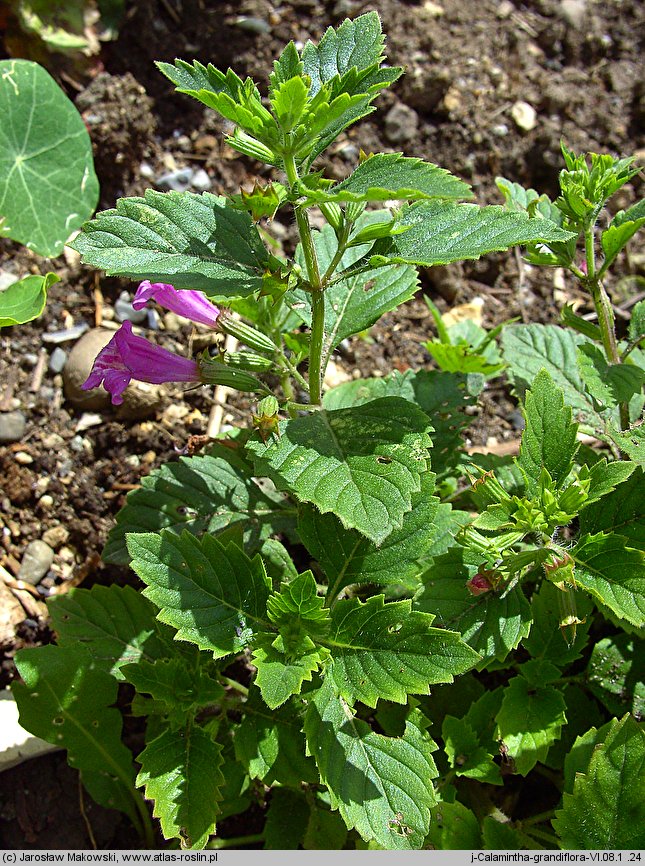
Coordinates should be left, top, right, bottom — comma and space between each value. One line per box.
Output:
521, 809, 557, 827
321, 219, 352, 286
283, 151, 325, 406
522, 825, 559, 846
220, 675, 248, 697
584, 228, 629, 430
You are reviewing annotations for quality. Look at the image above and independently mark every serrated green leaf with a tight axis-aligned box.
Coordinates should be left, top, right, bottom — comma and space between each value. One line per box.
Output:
270, 42, 304, 93
415, 548, 532, 664
48, 584, 171, 680
442, 715, 502, 785
326, 596, 479, 708
0, 60, 99, 257
291, 221, 418, 364
571, 532, 645, 628
501, 323, 611, 433
372, 201, 574, 268
427, 800, 481, 850
103, 445, 293, 566
299, 13, 402, 164
157, 60, 279, 149
266, 569, 329, 626
301, 12, 392, 97
601, 207, 645, 271
424, 340, 505, 378
136, 725, 224, 849
71, 190, 270, 300
246, 397, 432, 545
233, 686, 317, 786
463, 687, 505, 744
585, 633, 645, 717
252, 632, 325, 709
127, 530, 272, 657
562, 721, 613, 794
203, 727, 250, 822
606, 423, 645, 466
518, 658, 561, 687
579, 467, 644, 549
305, 678, 438, 850
421, 504, 472, 561
584, 458, 636, 507
322, 368, 479, 479
0, 272, 59, 327
578, 342, 645, 408
263, 788, 309, 849
495, 677, 566, 776
298, 472, 438, 598
518, 369, 579, 495
553, 715, 645, 849
12, 645, 140, 826
304, 153, 472, 204
270, 76, 309, 132
524, 581, 592, 667
121, 658, 224, 713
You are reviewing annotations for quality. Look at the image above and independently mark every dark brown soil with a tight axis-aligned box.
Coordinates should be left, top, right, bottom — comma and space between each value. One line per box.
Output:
0, 0, 643, 849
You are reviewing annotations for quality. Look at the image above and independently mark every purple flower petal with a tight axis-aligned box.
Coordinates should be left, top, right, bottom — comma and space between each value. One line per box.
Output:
132, 280, 220, 328
82, 321, 199, 405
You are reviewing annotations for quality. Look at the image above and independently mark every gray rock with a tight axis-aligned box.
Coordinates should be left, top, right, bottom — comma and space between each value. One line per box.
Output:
384, 102, 419, 144
511, 101, 537, 132
48, 347, 67, 374
559, 0, 587, 29
139, 162, 155, 180
508, 409, 525, 431
115, 291, 148, 324
234, 16, 271, 34
191, 168, 212, 192
338, 143, 359, 162
63, 329, 115, 410
18, 540, 54, 586
0, 411, 26, 443
0, 270, 19, 292
156, 167, 194, 192
42, 323, 89, 344
385, 102, 419, 144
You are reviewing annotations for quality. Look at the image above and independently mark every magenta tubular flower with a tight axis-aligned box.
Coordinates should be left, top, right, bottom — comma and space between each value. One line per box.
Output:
82, 321, 199, 405
133, 280, 220, 328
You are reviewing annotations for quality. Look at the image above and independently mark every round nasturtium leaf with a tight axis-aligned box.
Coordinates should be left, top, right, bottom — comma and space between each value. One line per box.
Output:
0, 271, 60, 327
0, 59, 99, 257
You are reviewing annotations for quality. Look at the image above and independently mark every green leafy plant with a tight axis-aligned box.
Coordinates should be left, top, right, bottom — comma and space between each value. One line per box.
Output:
0, 58, 99, 326
422, 295, 508, 378
12, 13, 645, 851
498, 145, 645, 452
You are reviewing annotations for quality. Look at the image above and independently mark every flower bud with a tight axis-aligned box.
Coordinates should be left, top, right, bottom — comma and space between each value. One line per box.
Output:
257, 395, 279, 417
253, 394, 281, 442
466, 573, 492, 596
198, 357, 268, 393
217, 312, 278, 355
222, 351, 274, 372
